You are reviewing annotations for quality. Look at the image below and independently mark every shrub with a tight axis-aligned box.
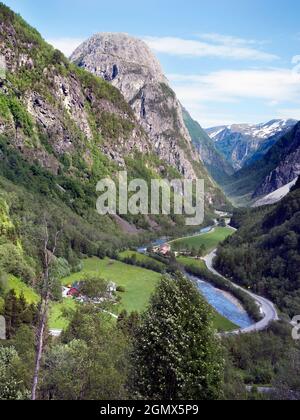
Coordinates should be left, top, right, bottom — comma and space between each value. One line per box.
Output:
0, 242, 35, 283
8, 97, 34, 137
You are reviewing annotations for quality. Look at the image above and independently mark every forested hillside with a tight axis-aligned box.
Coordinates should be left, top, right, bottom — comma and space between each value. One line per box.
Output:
215, 178, 300, 317
182, 108, 234, 185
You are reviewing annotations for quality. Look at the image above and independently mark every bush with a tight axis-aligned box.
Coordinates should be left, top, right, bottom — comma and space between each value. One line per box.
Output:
8, 97, 34, 137
51, 257, 71, 280
0, 242, 35, 283
116, 286, 126, 293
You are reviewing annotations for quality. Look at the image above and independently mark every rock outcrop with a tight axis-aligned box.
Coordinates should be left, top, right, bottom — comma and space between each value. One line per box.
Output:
70, 33, 209, 181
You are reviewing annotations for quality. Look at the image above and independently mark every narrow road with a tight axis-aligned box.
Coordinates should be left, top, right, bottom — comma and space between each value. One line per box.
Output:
204, 250, 279, 334
49, 329, 62, 337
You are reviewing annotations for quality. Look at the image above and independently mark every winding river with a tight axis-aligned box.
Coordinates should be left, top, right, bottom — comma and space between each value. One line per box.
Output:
137, 226, 253, 329
187, 273, 253, 328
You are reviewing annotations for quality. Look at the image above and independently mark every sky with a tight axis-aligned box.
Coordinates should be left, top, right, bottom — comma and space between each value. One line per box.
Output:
3, 0, 300, 127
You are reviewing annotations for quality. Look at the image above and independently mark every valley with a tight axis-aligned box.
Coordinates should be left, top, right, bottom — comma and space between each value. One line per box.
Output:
0, 1, 299, 402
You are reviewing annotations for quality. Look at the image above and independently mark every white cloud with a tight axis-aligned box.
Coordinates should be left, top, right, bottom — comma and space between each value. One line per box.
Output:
168, 69, 300, 104
167, 68, 300, 127
184, 103, 243, 128
47, 38, 84, 57
144, 35, 278, 61
199, 33, 264, 46
276, 108, 300, 121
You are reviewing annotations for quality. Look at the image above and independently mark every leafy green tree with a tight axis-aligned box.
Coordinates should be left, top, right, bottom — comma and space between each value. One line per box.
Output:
117, 310, 140, 337
191, 247, 197, 257
79, 275, 108, 300
0, 269, 7, 295
4, 290, 37, 339
41, 305, 129, 400
130, 274, 224, 400
0, 346, 30, 400
13, 325, 36, 389
272, 349, 300, 400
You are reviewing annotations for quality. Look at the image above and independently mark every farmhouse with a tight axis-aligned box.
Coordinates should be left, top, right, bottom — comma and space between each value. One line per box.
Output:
67, 287, 80, 298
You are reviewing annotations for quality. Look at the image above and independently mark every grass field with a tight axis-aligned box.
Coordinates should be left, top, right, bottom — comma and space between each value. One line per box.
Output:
61, 257, 161, 313
171, 227, 234, 254
7, 275, 39, 304
46, 257, 163, 329
49, 299, 76, 330
5, 260, 237, 332
177, 256, 206, 270
212, 311, 238, 332
119, 250, 165, 266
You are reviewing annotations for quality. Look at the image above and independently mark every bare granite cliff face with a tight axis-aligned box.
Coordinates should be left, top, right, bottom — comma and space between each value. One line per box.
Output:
70, 33, 208, 181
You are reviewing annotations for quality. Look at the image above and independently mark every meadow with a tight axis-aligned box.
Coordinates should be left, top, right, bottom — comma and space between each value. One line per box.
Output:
170, 227, 234, 253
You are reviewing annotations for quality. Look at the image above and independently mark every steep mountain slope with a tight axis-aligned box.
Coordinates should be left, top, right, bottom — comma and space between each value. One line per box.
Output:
0, 3, 231, 291
182, 108, 234, 184
207, 119, 297, 171
70, 33, 227, 207
215, 177, 300, 317
253, 178, 298, 207
223, 122, 300, 206
0, 4, 160, 281
0, 3, 198, 284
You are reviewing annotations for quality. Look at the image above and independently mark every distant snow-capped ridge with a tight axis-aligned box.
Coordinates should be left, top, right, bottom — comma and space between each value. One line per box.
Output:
207, 119, 298, 142
205, 119, 298, 171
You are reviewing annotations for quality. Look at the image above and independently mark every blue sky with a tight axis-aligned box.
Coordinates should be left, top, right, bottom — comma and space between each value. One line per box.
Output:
3, 0, 300, 127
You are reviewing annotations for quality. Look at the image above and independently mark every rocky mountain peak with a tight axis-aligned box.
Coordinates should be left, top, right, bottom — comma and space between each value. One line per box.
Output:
71, 33, 166, 84
70, 32, 214, 185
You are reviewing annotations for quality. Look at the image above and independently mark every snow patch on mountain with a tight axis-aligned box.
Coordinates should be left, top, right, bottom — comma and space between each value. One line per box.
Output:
252, 177, 298, 207
205, 119, 298, 170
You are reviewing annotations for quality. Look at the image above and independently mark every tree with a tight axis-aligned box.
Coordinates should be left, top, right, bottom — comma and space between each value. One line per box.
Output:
219, 218, 227, 227
130, 274, 224, 400
13, 325, 36, 390
272, 349, 300, 400
31, 218, 62, 401
117, 310, 140, 337
0, 270, 7, 295
40, 305, 129, 400
191, 247, 197, 257
4, 291, 37, 339
79, 275, 108, 301
0, 346, 30, 400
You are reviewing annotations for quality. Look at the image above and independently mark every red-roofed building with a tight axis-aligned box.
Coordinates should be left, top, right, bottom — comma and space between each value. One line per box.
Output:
67, 288, 80, 297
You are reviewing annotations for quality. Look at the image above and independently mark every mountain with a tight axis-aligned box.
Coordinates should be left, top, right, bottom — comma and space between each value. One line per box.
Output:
70, 33, 227, 207
182, 108, 234, 184
215, 177, 300, 317
223, 122, 300, 206
206, 119, 298, 171
253, 178, 298, 207
0, 3, 232, 287
0, 3, 162, 270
